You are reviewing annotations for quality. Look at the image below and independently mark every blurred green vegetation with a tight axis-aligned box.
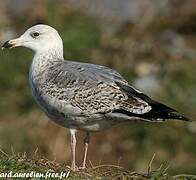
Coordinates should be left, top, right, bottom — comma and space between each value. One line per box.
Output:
0, 0, 195, 177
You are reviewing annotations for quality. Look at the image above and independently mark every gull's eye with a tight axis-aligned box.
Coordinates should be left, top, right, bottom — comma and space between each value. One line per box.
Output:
31, 32, 40, 38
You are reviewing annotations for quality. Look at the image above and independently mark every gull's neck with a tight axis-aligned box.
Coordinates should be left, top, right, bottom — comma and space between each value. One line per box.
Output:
31, 47, 64, 77
34, 48, 63, 60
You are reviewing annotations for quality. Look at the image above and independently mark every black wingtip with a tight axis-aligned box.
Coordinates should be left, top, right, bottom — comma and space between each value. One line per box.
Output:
168, 112, 192, 122
180, 116, 192, 122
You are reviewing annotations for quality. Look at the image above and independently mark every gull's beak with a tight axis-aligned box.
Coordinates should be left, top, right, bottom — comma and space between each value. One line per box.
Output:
1, 37, 23, 50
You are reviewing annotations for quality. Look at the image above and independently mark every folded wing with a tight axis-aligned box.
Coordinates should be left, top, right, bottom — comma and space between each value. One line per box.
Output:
42, 60, 190, 121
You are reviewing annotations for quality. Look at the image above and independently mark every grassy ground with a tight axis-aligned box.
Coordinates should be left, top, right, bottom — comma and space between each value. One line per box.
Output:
0, 150, 195, 180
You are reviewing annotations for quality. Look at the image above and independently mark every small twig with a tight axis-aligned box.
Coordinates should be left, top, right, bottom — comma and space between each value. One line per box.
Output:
89, 159, 94, 168
147, 153, 156, 174
92, 164, 124, 170
22, 152, 27, 159
157, 163, 163, 171
98, 158, 102, 166
163, 163, 170, 174
173, 174, 196, 179
11, 146, 15, 157
117, 156, 122, 167
0, 148, 9, 157
52, 156, 57, 163
33, 148, 39, 158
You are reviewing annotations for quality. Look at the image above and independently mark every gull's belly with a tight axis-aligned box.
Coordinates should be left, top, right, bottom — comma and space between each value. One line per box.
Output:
71, 115, 115, 132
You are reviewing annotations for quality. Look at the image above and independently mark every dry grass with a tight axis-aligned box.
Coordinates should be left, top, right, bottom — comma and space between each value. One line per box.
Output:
0, 150, 195, 179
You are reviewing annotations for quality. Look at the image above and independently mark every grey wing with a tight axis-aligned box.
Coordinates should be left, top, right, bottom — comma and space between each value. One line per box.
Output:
43, 61, 152, 115
81, 62, 129, 84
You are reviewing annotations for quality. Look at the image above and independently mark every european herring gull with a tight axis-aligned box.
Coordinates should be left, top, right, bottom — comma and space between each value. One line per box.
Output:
2, 24, 190, 171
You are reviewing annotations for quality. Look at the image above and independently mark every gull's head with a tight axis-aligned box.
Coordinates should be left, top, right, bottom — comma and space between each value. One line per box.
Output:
2, 24, 63, 54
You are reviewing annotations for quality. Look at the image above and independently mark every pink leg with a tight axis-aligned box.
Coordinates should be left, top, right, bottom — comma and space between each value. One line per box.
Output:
70, 129, 77, 171
80, 132, 90, 169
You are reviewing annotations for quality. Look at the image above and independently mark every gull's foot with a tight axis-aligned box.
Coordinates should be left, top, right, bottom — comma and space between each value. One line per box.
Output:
78, 163, 87, 170
66, 165, 79, 172
78, 166, 86, 170
66, 164, 87, 171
